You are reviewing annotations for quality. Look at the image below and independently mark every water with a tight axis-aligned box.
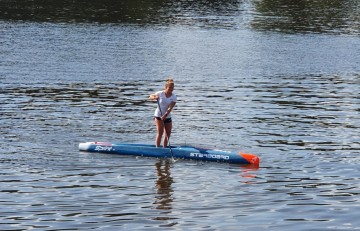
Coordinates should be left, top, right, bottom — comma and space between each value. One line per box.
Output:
1, 0, 360, 230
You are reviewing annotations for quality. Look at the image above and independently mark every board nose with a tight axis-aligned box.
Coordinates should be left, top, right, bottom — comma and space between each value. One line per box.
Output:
239, 152, 260, 166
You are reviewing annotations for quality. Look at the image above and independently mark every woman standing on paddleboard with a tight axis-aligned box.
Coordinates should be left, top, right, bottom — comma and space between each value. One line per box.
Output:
149, 78, 177, 148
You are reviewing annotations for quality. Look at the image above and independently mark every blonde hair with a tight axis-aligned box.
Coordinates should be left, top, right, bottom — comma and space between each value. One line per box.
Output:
165, 78, 174, 88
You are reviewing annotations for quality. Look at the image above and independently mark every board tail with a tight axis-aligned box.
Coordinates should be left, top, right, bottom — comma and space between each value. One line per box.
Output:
240, 152, 260, 166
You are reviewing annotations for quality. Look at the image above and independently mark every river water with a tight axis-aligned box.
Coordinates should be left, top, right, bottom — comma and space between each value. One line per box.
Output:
1, 0, 360, 230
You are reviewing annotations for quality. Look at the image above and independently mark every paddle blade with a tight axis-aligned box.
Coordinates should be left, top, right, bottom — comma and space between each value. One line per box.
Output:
240, 152, 260, 166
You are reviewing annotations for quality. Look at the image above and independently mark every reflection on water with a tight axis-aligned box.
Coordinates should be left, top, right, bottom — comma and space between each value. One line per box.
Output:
252, 0, 360, 34
153, 160, 175, 224
0, 0, 160, 23
154, 160, 173, 211
0, 0, 359, 34
0, 0, 242, 26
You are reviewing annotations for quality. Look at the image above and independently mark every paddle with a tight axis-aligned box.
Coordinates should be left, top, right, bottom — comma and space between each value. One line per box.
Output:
157, 98, 175, 161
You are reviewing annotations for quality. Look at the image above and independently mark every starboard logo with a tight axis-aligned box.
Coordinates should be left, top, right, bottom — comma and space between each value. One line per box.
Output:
95, 145, 113, 152
190, 153, 229, 160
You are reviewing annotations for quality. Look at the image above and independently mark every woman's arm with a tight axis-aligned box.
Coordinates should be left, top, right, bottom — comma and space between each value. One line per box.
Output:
164, 101, 176, 117
149, 93, 159, 100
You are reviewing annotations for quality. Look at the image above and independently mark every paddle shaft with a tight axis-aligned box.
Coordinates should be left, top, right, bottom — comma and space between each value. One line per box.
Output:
156, 98, 175, 159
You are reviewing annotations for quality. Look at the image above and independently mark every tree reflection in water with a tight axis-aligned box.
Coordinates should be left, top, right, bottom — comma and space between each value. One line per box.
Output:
252, 0, 359, 34
0, 0, 358, 34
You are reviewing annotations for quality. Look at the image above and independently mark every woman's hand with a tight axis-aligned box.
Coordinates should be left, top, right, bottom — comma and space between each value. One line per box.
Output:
149, 94, 159, 100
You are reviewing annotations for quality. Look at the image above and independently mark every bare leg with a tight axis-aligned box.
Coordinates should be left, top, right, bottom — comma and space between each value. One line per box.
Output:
155, 119, 164, 147
163, 122, 172, 148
